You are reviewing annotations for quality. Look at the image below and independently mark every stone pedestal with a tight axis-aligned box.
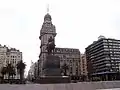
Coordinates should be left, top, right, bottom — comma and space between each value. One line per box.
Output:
38, 55, 70, 84
38, 76, 70, 84
43, 55, 61, 76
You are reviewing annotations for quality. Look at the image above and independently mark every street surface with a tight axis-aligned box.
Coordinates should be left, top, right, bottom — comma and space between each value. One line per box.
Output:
97, 88, 120, 90
0, 84, 120, 90
1, 81, 120, 90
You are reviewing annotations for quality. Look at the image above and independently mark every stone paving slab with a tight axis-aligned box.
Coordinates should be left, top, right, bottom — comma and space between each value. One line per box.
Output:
1, 81, 120, 90
97, 88, 120, 90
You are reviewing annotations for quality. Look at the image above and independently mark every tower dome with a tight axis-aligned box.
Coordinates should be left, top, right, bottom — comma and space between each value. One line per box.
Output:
44, 13, 52, 21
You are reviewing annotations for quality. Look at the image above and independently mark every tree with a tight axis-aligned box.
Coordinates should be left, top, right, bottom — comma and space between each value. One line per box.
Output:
61, 63, 69, 76
81, 75, 87, 81
10, 67, 16, 79
16, 60, 26, 83
6, 63, 16, 80
1, 67, 7, 78
1, 66, 7, 83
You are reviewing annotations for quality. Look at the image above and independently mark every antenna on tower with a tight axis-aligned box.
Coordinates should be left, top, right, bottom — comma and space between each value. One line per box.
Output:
47, 4, 49, 13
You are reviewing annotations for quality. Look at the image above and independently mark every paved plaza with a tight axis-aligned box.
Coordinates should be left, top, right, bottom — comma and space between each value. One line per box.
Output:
1, 81, 120, 90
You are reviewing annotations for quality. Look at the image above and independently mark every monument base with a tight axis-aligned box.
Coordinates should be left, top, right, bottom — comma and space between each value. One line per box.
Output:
38, 55, 71, 84
43, 55, 61, 76
36, 76, 71, 84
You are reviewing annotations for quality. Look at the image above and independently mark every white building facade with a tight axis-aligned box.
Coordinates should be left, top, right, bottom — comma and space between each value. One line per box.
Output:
0, 45, 22, 79
0, 45, 8, 77
28, 62, 35, 81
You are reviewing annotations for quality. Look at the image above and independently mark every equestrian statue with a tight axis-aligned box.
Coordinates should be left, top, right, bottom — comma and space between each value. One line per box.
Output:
46, 36, 56, 55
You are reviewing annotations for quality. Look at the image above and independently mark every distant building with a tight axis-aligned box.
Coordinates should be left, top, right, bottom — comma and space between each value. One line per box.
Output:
28, 62, 35, 81
0, 45, 8, 77
0, 45, 22, 79
80, 54, 88, 76
54, 48, 81, 76
38, 12, 81, 78
86, 36, 120, 81
34, 62, 38, 79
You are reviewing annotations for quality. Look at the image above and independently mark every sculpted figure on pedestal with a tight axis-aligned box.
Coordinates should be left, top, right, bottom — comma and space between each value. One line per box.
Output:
46, 36, 55, 55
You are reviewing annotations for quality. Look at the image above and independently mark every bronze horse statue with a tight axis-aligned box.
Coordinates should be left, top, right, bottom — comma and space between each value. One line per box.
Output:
46, 36, 56, 55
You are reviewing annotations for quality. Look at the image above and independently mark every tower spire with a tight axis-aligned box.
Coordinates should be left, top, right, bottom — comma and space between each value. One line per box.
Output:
47, 4, 49, 13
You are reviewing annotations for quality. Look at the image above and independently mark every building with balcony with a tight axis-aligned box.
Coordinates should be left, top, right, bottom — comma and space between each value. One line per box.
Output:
86, 36, 120, 81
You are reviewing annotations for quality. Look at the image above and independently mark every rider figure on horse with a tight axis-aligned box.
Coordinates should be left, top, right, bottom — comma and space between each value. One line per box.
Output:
46, 36, 55, 55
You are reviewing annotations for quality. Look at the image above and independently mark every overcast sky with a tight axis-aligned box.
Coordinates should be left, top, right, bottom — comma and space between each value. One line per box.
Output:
0, 0, 120, 76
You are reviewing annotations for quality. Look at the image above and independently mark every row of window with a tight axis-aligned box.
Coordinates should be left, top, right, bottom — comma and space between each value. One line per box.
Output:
106, 57, 120, 60
60, 59, 79, 62
7, 56, 21, 58
59, 55, 79, 59
104, 45, 120, 48
6, 61, 16, 64
106, 63, 120, 66
108, 51, 120, 54
55, 48, 79, 53
104, 43, 120, 46
111, 57, 120, 59
104, 49, 120, 51
103, 39, 120, 43
110, 69, 120, 72
105, 40, 120, 43
111, 63, 120, 66
110, 55, 120, 57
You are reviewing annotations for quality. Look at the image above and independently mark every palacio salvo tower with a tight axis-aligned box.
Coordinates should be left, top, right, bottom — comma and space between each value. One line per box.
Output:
39, 11, 57, 76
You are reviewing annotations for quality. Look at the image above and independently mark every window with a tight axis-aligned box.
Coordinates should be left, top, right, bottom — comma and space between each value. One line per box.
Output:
103, 40, 107, 42
104, 48, 109, 51
106, 64, 111, 66
108, 40, 112, 42
109, 43, 113, 45
111, 60, 114, 62
110, 69, 113, 71
106, 57, 110, 60
104, 45, 108, 48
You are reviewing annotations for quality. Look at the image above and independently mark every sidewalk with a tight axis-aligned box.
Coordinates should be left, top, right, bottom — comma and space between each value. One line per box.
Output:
26, 81, 34, 84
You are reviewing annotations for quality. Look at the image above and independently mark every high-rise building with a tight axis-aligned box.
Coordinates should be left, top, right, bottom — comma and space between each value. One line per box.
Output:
39, 13, 56, 76
38, 12, 81, 78
80, 54, 88, 78
86, 36, 120, 81
0, 45, 22, 79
